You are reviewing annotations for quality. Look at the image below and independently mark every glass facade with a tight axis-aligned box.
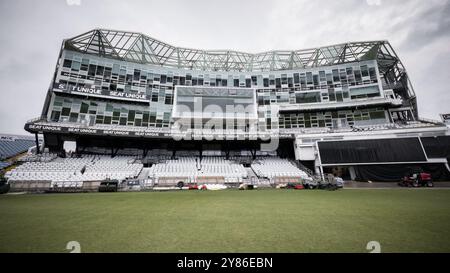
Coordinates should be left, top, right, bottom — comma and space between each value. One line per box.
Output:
279, 108, 387, 129
50, 96, 171, 128
48, 49, 387, 130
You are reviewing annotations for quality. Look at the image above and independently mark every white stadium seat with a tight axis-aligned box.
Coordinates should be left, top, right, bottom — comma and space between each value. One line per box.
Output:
5, 154, 143, 184
251, 157, 310, 180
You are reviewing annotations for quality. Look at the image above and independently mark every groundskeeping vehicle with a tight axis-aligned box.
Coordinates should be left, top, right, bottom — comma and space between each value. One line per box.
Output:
398, 167, 434, 187
0, 177, 10, 194
98, 179, 119, 192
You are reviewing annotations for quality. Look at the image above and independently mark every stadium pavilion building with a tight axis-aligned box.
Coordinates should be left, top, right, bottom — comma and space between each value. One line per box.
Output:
22, 29, 450, 183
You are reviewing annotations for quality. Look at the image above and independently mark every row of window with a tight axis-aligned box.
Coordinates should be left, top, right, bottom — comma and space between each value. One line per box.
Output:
50, 95, 386, 130
62, 57, 377, 89
50, 96, 171, 128
257, 84, 380, 105
57, 50, 381, 106
278, 108, 387, 129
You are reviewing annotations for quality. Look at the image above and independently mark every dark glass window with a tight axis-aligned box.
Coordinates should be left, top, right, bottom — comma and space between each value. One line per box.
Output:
165, 94, 172, 104
313, 75, 319, 86
293, 73, 300, 84
149, 113, 156, 123
88, 65, 96, 76
104, 67, 112, 80
319, 71, 326, 82
63, 59, 72, 68
361, 65, 369, 77
369, 67, 377, 79
306, 72, 313, 85
69, 113, 78, 122
281, 74, 287, 85
160, 75, 167, 84
61, 107, 71, 116
296, 92, 321, 103
354, 70, 362, 82
50, 111, 60, 122
128, 110, 135, 121
332, 69, 339, 82
133, 69, 140, 81
80, 103, 89, 114
96, 66, 104, 76
275, 78, 281, 88
104, 116, 112, 124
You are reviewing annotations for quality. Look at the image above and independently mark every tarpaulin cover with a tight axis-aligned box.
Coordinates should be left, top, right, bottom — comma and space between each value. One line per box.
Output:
318, 138, 427, 164
420, 136, 450, 159
353, 163, 450, 182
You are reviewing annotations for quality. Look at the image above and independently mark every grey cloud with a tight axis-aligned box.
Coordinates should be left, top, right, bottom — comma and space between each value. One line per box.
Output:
399, 1, 450, 50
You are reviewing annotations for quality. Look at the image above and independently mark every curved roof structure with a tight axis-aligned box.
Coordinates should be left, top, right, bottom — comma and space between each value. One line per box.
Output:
62, 29, 416, 113
65, 29, 405, 75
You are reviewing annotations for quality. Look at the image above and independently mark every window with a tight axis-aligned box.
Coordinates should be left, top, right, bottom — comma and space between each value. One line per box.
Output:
69, 113, 78, 122
369, 67, 377, 79
332, 69, 339, 82
87, 65, 96, 76
246, 78, 251, 88
361, 65, 369, 77
349, 85, 380, 99
80, 102, 89, 114
281, 74, 287, 85
96, 66, 104, 76
313, 75, 319, 86
51, 111, 60, 122
151, 92, 158, 102
165, 94, 172, 104
61, 107, 71, 116
369, 110, 386, 119
71, 61, 81, 71
354, 70, 362, 82
80, 63, 88, 71
295, 92, 321, 103
161, 74, 167, 84
275, 78, 281, 88
306, 72, 313, 85
63, 59, 72, 68
104, 116, 112, 124
293, 73, 300, 84
319, 71, 326, 82
149, 112, 156, 123
128, 110, 135, 122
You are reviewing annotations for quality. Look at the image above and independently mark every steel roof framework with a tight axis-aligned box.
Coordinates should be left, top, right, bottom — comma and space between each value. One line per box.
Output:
62, 28, 417, 113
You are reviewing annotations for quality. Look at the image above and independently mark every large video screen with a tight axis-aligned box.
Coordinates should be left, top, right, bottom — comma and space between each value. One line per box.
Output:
173, 86, 257, 119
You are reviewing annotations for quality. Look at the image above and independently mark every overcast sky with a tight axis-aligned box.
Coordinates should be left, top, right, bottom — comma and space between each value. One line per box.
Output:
0, 0, 449, 135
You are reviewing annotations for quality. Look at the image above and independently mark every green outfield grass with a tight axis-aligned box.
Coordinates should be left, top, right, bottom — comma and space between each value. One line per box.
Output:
0, 189, 449, 253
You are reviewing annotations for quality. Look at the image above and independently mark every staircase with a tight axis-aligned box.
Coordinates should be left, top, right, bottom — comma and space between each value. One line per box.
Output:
137, 167, 151, 180
245, 167, 259, 184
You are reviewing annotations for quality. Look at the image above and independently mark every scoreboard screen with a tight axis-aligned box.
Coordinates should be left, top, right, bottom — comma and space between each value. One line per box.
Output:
173, 86, 257, 120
